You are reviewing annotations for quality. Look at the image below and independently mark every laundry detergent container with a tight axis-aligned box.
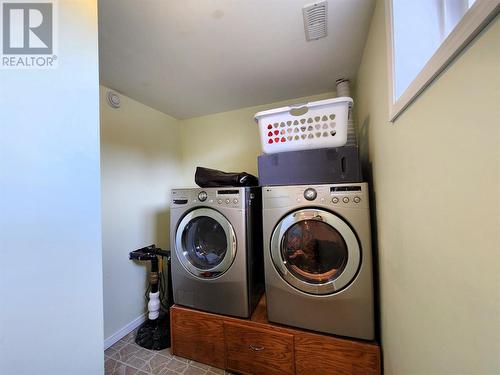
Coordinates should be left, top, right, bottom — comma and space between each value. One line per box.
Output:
254, 97, 352, 154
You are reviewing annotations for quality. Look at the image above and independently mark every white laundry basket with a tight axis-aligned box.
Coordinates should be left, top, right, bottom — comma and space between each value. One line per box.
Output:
254, 97, 353, 154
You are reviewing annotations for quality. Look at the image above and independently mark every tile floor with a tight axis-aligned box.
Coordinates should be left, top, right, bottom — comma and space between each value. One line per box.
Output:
104, 330, 233, 375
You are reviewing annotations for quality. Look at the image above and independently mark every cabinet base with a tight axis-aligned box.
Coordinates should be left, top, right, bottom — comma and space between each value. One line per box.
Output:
170, 295, 381, 375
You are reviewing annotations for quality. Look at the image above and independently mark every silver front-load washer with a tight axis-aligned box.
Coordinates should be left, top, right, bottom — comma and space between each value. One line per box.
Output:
170, 187, 263, 318
263, 183, 375, 339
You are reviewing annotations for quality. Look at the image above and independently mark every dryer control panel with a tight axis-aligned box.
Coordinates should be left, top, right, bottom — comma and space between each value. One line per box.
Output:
172, 188, 249, 210
263, 183, 369, 210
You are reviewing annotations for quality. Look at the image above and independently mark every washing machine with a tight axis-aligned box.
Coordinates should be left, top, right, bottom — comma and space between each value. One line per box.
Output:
170, 187, 263, 318
262, 183, 374, 340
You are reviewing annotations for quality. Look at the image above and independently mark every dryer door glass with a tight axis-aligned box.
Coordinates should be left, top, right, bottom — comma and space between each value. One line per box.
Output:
175, 207, 237, 279
182, 216, 227, 270
270, 209, 361, 295
281, 220, 348, 284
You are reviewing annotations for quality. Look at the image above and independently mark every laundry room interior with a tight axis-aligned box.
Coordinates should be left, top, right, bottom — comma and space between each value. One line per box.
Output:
1, 1, 499, 375
98, 1, 500, 374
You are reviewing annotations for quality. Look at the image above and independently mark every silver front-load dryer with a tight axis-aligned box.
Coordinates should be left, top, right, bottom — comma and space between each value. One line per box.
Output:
170, 187, 263, 318
263, 183, 375, 340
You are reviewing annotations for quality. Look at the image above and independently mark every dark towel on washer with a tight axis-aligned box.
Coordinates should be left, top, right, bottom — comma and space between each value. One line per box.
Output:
195, 167, 258, 188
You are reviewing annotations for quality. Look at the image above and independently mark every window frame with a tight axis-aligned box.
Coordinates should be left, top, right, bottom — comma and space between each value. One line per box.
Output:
385, 0, 499, 122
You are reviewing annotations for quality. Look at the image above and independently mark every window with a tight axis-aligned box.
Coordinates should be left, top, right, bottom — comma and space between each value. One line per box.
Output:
386, 0, 498, 121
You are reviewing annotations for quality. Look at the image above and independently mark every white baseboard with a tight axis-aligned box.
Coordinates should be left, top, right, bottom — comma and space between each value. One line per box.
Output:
104, 313, 147, 350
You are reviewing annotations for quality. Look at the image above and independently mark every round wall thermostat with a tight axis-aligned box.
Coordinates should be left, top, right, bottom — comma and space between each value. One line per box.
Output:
106, 90, 121, 108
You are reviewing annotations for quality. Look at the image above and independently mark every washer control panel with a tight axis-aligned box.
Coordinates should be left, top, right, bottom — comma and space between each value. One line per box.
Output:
172, 188, 246, 209
263, 183, 368, 209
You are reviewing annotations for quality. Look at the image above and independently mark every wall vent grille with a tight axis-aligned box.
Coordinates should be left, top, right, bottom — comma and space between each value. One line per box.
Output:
302, 1, 328, 41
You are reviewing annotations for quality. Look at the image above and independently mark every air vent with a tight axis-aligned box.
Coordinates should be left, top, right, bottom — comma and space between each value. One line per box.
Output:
302, 1, 328, 41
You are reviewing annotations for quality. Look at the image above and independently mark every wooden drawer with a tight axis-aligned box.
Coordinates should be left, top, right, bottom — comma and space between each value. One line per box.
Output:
224, 322, 294, 375
171, 301, 380, 375
295, 331, 381, 375
171, 306, 225, 369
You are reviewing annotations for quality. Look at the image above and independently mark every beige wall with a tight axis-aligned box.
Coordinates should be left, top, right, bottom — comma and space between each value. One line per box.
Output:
100, 86, 182, 340
356, 2, 500, 374
179, 92, 335, 186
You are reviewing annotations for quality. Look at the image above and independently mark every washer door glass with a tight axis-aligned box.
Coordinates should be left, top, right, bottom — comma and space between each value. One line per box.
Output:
175, 208, 236, 279
182, 216, 227, 269
281, 220, 348, 284
271, 209, 361, 295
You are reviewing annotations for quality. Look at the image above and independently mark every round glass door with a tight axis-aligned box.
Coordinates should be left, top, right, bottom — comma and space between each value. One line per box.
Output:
182, 216, 227, 269
271, 209, 361, 294
175, 208, 236, 279
281, 220, 348, 284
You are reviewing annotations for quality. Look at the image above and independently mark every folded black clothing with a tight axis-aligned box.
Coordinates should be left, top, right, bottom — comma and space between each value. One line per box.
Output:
195, 166, 259, 188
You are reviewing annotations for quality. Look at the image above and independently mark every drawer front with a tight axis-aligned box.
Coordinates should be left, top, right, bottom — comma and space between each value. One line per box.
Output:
295, 332, 381, 375
171, 306, 225, 369
224, 322, 294, 375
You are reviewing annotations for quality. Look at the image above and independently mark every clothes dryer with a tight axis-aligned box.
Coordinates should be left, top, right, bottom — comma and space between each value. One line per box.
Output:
262, 183, 374, 339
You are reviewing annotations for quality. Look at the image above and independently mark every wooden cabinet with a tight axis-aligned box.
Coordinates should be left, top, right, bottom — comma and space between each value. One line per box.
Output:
170, 296, 380, 375
294, 331, 380, 375
170, 305, 225, 368
225, 322, 294, 375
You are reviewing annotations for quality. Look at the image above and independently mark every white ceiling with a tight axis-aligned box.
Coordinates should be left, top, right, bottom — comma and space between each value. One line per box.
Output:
98, 0, 375, 119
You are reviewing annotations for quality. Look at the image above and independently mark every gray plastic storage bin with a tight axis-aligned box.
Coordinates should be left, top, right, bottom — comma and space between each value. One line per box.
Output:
257, 146, 362, 186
